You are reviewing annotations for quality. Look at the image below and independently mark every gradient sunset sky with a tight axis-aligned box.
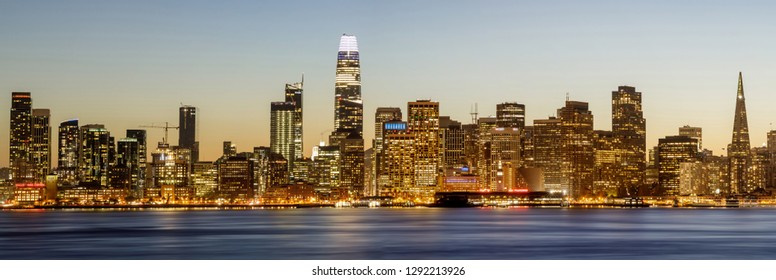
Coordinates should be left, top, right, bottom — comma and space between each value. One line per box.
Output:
1, 0, 775, 165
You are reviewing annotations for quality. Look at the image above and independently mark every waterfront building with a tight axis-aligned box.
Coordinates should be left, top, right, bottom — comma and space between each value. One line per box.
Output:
408, 100, 440, 198
179, 105, 198, 162
768, 130, 776, 189
270, 101, 296, 179
30, 109, 51, 183
612, 86, 647, 196
532, 117, 564, 193
125, 129, 147, 197
148, 143, 191, 202
488, 127, 521, 191
558, 100, 595, 198
218, 156, 255, 201
79, 124, 111, 187
749, 146, 769, 190
191, 162, 217, 199
10, 92, 33, 183
338, 132, 364, 199
311, 145, 338, 196
374, 107, 402, 191
116, 138, 140, 194
476, 117, 497, 190
285, 81, 304, 176
58, 119, 79, 186
728, 72, 751, 194
381, 121, 415, 198
364, 148, 375, 196
657, 135, 699, 196
592, 130, 622, 197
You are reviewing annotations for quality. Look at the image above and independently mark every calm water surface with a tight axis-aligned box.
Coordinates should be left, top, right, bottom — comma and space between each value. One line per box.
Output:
2, 207, 776, 259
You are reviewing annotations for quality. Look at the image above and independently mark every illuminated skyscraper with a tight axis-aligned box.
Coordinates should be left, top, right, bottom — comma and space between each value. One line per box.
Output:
270, 101, 296, 178
558, 101, 595, 198
440, 116, 465, 168
333, 34, 363, 138
381, 121, 415, 198
338, 132, 364, 199
218, 156, 254, 201
533, 117, 564, 193
496, 102, 525, 129
58, 119, 79, 186
10, 92, 32, 183
592, 130, 621, 196
285, 81, 304, 168
116, 138, 139, 194
658, 135, 699, 196
768, 130, 776, 189
191, 161, 217, 198
149, 143, 191, 201
374, 107, 402, 189
408, 100, 440, 198
126, 129, 147, 197
612, 86, 646, 195
179, 105, 198, 162
728, 72, 751, 194
79, 124, 111, 187
30, 109, 51, 182
488, 127, 521, 191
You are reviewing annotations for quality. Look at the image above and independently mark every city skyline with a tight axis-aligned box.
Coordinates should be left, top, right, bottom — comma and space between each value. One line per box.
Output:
3, 1, 776, 165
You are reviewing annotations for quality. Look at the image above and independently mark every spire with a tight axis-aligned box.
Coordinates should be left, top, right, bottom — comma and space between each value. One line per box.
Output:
737, 71, 744, 100
729, 71, 751, 194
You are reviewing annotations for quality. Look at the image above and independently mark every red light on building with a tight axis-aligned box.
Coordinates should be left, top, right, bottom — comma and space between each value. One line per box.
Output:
508, 189, 529, 193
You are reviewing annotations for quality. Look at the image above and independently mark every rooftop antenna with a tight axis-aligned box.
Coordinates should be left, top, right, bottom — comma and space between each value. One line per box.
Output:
470, 103, 479, 124
566, 92, 570, 102
301, 72, 305, 87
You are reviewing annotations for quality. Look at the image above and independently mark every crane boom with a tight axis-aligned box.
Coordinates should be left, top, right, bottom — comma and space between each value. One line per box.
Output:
139, 122, 180, 144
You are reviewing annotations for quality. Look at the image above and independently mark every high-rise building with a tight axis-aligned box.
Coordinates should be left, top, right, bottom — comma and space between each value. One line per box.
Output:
270, 101, 296, 178
440, 116, 465, 168
558, 101, 595, 198
679, 125, 702, 151
408, 100, 440, 199
333, 34, 363, 137
749, 147, 769, 190
126, 129, 147, 197
728, 72, 752, 194
218, 156, 255, 201
179, 105, 198, 162
488, 127, 521, 191
338, 132, 364, 199
30, 109, 51, 182
612, 86, 646, 195
496, 102, 525, 129
116, 138, 140, 194
10, 92, 33, 183
592, 130, 621, 196
476, 117, 498, 189
381, 121, 415, 198
657, 135, 699, 196
374, 107, 402, 189
533, 117, 564, 193
79, 124, 111, 187
58, 119, 79, 186
311, 145, 339, 194
148, 143, 191, 202
285, 81, 304, 168
222, 141, 237, 158
191, 161, 217, 198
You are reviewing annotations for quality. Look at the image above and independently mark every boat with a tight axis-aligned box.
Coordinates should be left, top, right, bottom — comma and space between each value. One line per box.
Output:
723, 198, 739, 208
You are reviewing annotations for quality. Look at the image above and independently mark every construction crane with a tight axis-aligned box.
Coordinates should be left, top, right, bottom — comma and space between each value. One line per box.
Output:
140, 122, 179, 145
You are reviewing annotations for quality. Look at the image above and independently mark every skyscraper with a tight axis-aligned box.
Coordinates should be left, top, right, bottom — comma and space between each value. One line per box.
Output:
658, 135, 699, 196
179, 105, 198, 162
58, 119, 79, 186
381, 121, 415, 198
126, 129, 147, 197
374, 107, 402, 189
408, 100, 440, 198
30, 109, 51, 182
285, 81, 304, 167
612, 86, 646, 196
728, 72, 751, 194
333, 34, 363, 138
533, 117, 564, 193
116, 138, 140, 194
149, 143, 191, 202
496, 102, 525, 129
270, 101, 296, 178
10, 92, 32, 183
79, 124, 111, 187
558, 101, 595, 198
338, 132, 364, 199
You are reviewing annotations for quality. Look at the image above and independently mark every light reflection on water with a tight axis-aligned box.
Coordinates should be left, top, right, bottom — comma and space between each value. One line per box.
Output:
1, 208, 776, 259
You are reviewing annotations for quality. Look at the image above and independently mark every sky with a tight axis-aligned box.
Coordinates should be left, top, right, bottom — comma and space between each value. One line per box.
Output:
1, 0, 775, 165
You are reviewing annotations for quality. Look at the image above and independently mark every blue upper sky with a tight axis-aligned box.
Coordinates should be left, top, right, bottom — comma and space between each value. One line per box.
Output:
1, 0, 775, 163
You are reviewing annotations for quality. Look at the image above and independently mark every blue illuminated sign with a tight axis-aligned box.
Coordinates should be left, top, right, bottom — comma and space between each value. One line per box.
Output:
384, 122, 407, 130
